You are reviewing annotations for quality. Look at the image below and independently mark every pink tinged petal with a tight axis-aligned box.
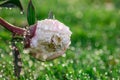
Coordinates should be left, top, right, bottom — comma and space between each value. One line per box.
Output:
29, 19, 72, 61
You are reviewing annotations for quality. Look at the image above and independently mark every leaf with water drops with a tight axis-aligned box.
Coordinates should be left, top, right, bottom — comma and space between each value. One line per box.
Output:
27, 0, 36, 25
0, 0, 23, 11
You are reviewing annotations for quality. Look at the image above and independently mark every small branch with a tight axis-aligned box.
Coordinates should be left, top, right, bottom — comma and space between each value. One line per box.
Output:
0, 17, 25, 35
11, 36, 22, 79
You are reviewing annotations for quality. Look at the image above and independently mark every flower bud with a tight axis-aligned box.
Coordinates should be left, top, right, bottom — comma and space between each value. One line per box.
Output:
28, 19, 72, 61
0, 17, 72, 61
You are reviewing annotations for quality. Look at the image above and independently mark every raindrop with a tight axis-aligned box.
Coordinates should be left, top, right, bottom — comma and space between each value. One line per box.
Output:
62, 54, 66, 57
23, 49, 29, 54
45, 74, 49, 80
5, 7, 8, 9
0, 75, 2, 78
8, 61, 12, 64
9, 45, 12, 49
9, 8, 12, 10
105, 72, 108, 75
62, 64, 66, 67
2, 65, 5, 68
1, 54, 4, 58
9, 52, 12, 56
20, 11, 23, 15
0, 70, 3, 73
30, 77, 33, 80
110, 70, 112, 73
28, 69, 31, 73
28, 61, 33, 67
33, 73, 38, 79
112, 78, 115, 80
66, 73, 68, 76
70, 75, 73, 78
49, 63, 53, 67
78, 70, 82, 74
93, 67, 96, 72
17, 61, 22, 66
20, 70, 24, 75
15, 41, 17, 44
70, 60, 73, 64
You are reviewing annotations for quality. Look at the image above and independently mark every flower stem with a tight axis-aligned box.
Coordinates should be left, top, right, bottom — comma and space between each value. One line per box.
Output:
11, 36, 22, 79
0, 17, 25, 35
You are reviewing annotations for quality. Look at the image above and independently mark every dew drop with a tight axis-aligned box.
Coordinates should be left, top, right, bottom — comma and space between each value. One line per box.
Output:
0, 75, 2, 78
1, 70, 3, 73
105, 72, 108, 75
78, 70, 82, 74
23, 49, 29, 54
28, 69, 31, 73
9, 52, 12, 56
20, 70, 24, 75
28, 61, 33, 67
93, 67, 96, 72
41, 62, 45, 66
20, 41, 23, 44
33, 73, 38, 80
5, 7, 8, 9
9, 8, 12, 10
66, 73, 68, 76
49, 63, 53, 67
70, 60, 73, 64
2, 65, 5, 68
62, 53, 66, 57
112, 78, 115, 80
1, 54, 4, 58
62, 63, 66, 67
20, 11, 24, 14
17, 62, 22, 66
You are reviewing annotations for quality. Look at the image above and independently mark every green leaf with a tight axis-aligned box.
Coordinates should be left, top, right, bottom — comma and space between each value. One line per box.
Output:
27, 0, 36, 25
48, 11, 55, 19
0, 0, 23, 11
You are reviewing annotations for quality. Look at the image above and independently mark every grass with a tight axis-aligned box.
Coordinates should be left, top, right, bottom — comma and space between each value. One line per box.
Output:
0, 0, 120, 80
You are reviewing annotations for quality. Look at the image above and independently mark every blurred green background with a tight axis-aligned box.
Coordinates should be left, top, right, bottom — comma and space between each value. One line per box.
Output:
0, 0, 120, 79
